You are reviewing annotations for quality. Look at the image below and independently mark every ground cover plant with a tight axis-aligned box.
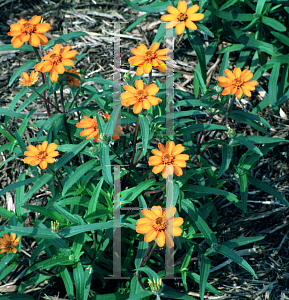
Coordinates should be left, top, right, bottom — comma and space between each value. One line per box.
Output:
0, 0, 289, 299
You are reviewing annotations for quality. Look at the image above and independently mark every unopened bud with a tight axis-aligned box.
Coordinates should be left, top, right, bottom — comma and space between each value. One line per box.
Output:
123, 72, 131, 83
89, 146, 97, 155
227, 129, 236, 139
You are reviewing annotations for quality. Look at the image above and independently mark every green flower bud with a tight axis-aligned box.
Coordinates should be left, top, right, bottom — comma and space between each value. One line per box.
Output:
89, 146, 97, 155
216, 85, 223, 93
148, 277, 163, 297
227, 129, 236, 139
123, 72, 131, 83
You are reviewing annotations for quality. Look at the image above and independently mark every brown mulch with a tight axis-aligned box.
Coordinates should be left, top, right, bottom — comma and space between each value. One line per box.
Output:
1, 0, 289, 299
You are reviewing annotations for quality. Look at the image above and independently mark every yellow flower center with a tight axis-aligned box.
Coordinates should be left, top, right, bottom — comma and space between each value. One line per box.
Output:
22, 21, 36, 34
178, 12, 188, 22
234, 78, 244, 87
162, 153, 173, 164
136, 89, 148, 102
38, 151, 47, 160
145, 50, 157, 61
49, 53, 62, 65
153, 216, 166, 231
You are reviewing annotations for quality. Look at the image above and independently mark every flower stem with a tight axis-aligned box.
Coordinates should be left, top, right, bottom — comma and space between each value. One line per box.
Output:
30, 87, 61, 113
33, 46, 50, 117
148, 71, 152, 85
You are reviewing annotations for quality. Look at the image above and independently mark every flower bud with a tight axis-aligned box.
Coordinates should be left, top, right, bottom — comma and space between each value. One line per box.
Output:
227, 129, 236, 139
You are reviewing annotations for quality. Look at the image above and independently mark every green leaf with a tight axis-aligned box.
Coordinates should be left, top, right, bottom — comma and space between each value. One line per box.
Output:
177, 123, 228, 135
229, 110, 270, 129
0, 225, 59, 239
44, 32, 89, 50
99, 143, 113, 187
186, 272, 221, 295
62, 160, 98, 195
239, 172, 248, 212
54, 139, 91, 170
126, 291, 153, 300
60, 267, 74, 300
207, 5, 254, 21
271, 31, 289, 47
0, 177, 35, 198
9, 60, 37, 87
195, 69, 207, 95
152, 22, 166, 44
139, 114, 150, 160
268, 62, 281, 108
0, 108, 25, 119
18, 109, 36, 137
74, 262, 85, 300
218, 144, 233, 178
37, 114, 62, 139
18, 173, 54, 206
125, 13, 148, 32
222, 236, 265, 249
0, 295, 35, 300
84, 266, 93, 300
88, 178, 104, 215
61, 221, 114, 238
256, 0, 266, 15
234, 135, 263, 155
199, 255, 211, 300
162, 290, 198, 300
0, 207, 14, 218
219, 46, 230, 77
262, 16, 286, 32
0, 44, 34, 52
22, 205, 66, 224
248, 176, 289, 208
182, 199, 217, 245
216, 244, 257, 279
122, 0, 175, 12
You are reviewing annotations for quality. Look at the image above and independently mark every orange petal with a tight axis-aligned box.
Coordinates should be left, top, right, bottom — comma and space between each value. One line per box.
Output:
142, 209, 157, 220
29, 33, 40, 47
133, 102, 143, 114
30, 15, 41, 25
188, 13, 204, 21
151, 206, 163, 217
161, 14, 178, 22
187, 4, 200, 14
156, 231, 166, 247
185, 20, 197, 31
36, 23, 51, 33
136, 224, 154, 234
152, 165, 164, 174
144, 229, 158, 243
146, 83, 159, 95
175, 22, 186, 35
223, 69, 235, 80
135, 79, 144, 90
166, 140, 175, 154
167, 6, 179, 15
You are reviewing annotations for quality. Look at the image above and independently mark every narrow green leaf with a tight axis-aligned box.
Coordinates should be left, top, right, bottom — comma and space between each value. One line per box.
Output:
99, 143, 113, 187
234, 135, 263, 155
248, 176, 289, 208
239, 172, 248, 212
256, 0, 266, 15
84, 266, 93, 300
162, 290, 198, 300
44, 31, 89, 50
60, 267, 74, 300
0, 44, 34, 52
218, 144, 233, 178
268, 62, 281, 108
0, 295, 35, 300
18, 109, 36, 137
199, 255, 211, 300
74, 262, 85, 300
271, 31, 289, 47
177, 123, 228, 134
0, 177, 35, 198
122, 0, 175, 12
216, 244, 257, 279
62, 160, 98, 195
207, 5, 254, 21
195, 69, 207, 95
0, 108, 25, 119
219, 46, 230, 77
262, 16, 286, 32
222, 236, 265, 249
139, 114, 150, 160
9, 60, 37, 87
125, 13, 148, 32
0, 207, 14, 218
88, 178, 104, 215
0, 225, 59, 239
37, 114, 62, 139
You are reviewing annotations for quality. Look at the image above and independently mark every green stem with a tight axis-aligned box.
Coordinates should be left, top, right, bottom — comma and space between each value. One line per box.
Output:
147, 71, 152, 85
30, 87, 61, 113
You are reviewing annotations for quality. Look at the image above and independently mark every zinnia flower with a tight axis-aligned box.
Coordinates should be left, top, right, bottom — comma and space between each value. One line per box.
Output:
23, 141, 59, 169
101, 113, 123, 140
148, 141, 189, 178
217, 68, 258, 98
19, 70, 39, 87
121, 79, 162, 114
136, 206, 183, 248
76, 114, 123, 142
35, 44, 77, 83
0, 233, 21, 254
128, 42, 170, 76
64, 68, 80, 87
8, 15, 51, 48
161, 1, 204, 35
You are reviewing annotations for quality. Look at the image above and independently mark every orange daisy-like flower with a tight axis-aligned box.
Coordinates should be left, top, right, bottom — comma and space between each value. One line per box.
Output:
101, 113, 123, 140
121, 79, 162, 114
0, 233, 21, 254
23, 141, 59, 169
19, 70, 39, 87
136, 206, 183, 248
128, 42, 171, 76
148, 141, 189, 179
76, 114, 123, 142
217, 68, 258, 99
35, 44, 77, 83
64, 68, 80, 87
8, 15, 51, 48
161, 1, 204, 35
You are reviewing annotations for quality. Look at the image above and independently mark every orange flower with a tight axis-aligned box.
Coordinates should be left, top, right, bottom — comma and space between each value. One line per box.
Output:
161, 1, 204, 35
100, 113, 123, 140
148, 141, 189, 178
0, 233, 21, 254
8, 15, 51, 48
64, 68, 80, 87
121, 79, 162, 114
23, 141, 59, 169
128, 42, 170, 76
19, 70, 39, 87
76, 114, 123, 142
35, 44, 77, 83
136, 206, 183, 248
217, 68, 258, 98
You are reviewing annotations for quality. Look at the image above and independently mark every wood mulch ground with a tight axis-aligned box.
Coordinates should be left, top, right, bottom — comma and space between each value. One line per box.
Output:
0, 0, 289, 299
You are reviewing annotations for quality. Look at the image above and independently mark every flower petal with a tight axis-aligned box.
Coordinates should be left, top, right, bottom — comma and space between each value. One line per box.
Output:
144, 229, 158, 243
177, 0, 187, 13
156, 231, 166, 247
142, 209, 157, 220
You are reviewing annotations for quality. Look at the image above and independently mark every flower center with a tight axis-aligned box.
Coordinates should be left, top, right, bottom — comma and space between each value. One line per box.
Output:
38, 151, 47, 160
50, 53, 62, 65
162, 153, 173, 164
22, 21, 36, 34
178, 13, 188, 22
6, 241, 14, 251
136, 89, 148, 102
234, 78, 244, 87
153, 216, 166, 231
145, 50, 157, 61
